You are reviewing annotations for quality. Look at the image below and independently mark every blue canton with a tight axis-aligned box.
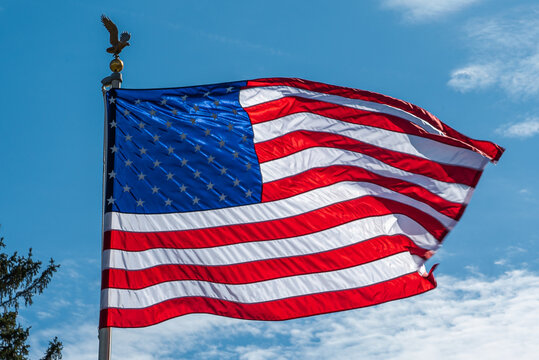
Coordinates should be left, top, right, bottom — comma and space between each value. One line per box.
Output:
105, 81, 262, 214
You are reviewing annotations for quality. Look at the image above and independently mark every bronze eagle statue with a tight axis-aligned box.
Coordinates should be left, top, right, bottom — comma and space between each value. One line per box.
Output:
101, 15, 131, 57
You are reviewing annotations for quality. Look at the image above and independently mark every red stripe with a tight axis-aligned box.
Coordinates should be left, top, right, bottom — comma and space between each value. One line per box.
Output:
246, 96, 493, 165
103, 236, 425, 290
246, 96, 484, 158
245, 78, 504, 161
262, 165, 464, 220
105, 196, 447, 252
255, 130, 481, 187
99, 271, 436, 328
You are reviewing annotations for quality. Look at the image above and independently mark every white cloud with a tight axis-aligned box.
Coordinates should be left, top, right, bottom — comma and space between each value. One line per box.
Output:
447, 64, 498, 92
496, 118, 539, 138
30, 271, 539, 360
382, 0, 481, 22
449, 7, 539, 97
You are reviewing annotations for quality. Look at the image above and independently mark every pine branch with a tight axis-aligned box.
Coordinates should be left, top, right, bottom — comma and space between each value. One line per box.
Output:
40, 337, 62, 360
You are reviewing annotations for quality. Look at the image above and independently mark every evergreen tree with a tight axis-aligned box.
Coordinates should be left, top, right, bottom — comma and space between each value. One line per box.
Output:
0, 235, 62, 359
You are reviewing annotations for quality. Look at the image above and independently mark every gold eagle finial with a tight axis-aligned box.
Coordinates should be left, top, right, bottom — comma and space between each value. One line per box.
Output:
101, 15, 131, 58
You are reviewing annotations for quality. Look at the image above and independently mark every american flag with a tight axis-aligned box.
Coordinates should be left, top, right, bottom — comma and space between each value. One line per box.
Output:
100, 78, 503, 328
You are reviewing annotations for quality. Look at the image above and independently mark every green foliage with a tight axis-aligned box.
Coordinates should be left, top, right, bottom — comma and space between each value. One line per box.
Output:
0, 236, 62, 360
0, 311, 29, 360
40, 337, 62, 360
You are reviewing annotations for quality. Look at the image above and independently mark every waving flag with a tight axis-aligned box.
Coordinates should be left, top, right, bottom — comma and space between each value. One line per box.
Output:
100, 78, 503, 328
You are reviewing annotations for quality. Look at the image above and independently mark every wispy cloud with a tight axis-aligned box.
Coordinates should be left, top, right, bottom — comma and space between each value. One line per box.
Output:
381, 0, 481, 22
448, 6, 539, 97
31, 271, 539, 359
199, 31, 288, 57
495, 117, 539, 138
447, 64, 498, 92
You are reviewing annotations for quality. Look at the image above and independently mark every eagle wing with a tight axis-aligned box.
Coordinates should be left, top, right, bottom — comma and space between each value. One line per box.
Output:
101, 15, 119, 45
120, 31, 131, 43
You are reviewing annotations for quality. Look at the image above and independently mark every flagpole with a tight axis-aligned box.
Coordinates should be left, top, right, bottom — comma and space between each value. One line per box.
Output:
99, 69, 121, 360
99, 15, 130, 359
99, 21, 127, 360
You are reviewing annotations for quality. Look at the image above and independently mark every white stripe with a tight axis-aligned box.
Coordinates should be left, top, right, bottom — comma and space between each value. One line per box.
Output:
252, 112, 488, 171
261, 147, 470, 204
240, 86, 444, 135
101, 252, 419, 309
104, 214, 439, 270
104, 181, 456, 233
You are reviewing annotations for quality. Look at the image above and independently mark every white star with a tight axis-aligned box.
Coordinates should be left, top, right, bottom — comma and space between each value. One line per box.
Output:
245, 189, 253, 198
180, 184, 187, 192
227, 123, 234, 131
181, 95, 188, 101
166, 172, 174, 180
241, 135, 248, 142
167, 146, 175, 154
107, 196, 115, 205
219, 139, 225, 148
138, 121, 145, 129
180, 133, 187, 141
110, 145, 119, 153
139, 147, 147, 155
135, 99, 141, 104
125, 134, 132, 141
193, 170, 201, 178
123, 184, 131, 192
136, 199, 145, 207
151, 186, 159, 194
138, 172, 146, 180
220, 167, 227, 175
194, 144, 201, 152
192, 196, 200, 205
204, 129, 211, 136
207, 182, 214, 190
203, 91, 211, 97
171, 109, 178, 116
211, 113, 217, 120
110, 120, 117, 128
207, 155, 215, 163
181, 158, 188, 166
123, 109, 130, 116
233, 151, 239, 159
219, 194, 226, 202
160, 99, 167, 105
193, 105, 199, 112
108, 170, 116, 179
124, 159, 133, 167
164, 198, 172, 206
232, 109, 237, 115
233, 178, 240, 186
190, 118, 197, 124
153, 159, 161, 167
226, 86, 234, 93
214, 100, 219, 106
153, 134, 160, 142
150, 109, 156, 116
108, 97, 116, 104
245, 163, 252, 170
166, 120, 172, 128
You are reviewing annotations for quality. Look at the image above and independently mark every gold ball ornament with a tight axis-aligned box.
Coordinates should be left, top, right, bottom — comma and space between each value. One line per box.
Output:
110, 58, 124, 72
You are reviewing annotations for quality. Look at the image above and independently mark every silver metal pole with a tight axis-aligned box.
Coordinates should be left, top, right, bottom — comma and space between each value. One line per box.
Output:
99, 70, 121, 360
98, 327, 111, 360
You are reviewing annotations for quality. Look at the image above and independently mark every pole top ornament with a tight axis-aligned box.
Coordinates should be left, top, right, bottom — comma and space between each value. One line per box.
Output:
101, 15, 130, 73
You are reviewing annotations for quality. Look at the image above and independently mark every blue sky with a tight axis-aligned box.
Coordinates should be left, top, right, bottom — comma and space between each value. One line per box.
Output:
1, 0, 538, 359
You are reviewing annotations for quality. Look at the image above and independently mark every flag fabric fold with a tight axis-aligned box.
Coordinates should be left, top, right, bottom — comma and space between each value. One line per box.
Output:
99, 78, 503, 328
